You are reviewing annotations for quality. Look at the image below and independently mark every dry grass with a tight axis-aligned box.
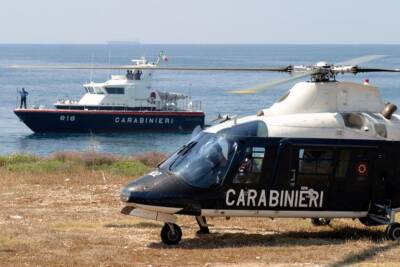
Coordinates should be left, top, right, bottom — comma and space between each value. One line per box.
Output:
134, 151, 166, 168
0, 152, 400, 266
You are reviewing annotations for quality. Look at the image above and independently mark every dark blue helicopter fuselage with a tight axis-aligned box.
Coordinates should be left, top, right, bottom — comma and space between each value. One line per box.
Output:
121, 136, 400, 218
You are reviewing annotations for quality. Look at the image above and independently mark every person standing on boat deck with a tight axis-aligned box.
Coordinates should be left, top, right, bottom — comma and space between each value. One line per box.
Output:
18, 88, 28, 109
134, 69, 142, 80
126, 70, 134, 80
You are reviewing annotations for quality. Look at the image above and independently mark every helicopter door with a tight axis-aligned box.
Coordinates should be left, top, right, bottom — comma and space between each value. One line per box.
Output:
290, 146, 333, 210
330, 148, 374, 211
222, 140, 269, 211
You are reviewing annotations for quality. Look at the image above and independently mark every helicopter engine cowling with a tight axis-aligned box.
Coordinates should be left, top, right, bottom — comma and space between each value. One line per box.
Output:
262, 81, 385, 116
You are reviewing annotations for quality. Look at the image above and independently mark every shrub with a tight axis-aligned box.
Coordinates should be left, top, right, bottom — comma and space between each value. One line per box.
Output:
0, 154, 37, 167
0, 152, 156, 177
51, 151, 116, 167
135, 152, 166, 168
105, 160, 150, 177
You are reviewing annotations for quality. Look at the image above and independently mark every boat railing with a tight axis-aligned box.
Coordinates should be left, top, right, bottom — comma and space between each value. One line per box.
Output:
53, 98, 202, 112
187, 100, 202, 111
132, 98, 202, 112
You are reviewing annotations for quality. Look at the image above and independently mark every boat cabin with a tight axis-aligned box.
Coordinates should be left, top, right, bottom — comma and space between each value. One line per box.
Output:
54, 57, 200, 112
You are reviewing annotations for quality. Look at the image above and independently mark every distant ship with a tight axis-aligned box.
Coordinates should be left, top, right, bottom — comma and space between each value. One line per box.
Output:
107, 41, 141, 46
14, 56, 205, 133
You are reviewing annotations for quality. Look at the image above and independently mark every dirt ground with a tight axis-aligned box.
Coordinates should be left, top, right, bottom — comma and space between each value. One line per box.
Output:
1, 170, 400, 267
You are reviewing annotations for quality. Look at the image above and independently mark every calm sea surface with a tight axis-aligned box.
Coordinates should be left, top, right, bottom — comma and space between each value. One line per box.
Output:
1, 44, 400, 155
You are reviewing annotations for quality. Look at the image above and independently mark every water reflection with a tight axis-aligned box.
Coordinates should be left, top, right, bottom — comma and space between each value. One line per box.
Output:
14, 132, 192, 156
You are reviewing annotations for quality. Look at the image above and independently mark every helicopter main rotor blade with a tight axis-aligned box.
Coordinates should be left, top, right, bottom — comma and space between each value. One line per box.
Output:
147, 66, 292, 72
352, 67, 400, 73
336, 55, 386, 66
10, 64, 292, 72
228, 69, 319, 94
10, 64, 136, 70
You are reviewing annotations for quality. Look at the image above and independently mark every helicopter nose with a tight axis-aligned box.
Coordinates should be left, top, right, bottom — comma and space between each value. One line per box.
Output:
120, 171, 166, 204
120, 184, 136, 203
120, 181, 149, 204
120, 171, 202, 208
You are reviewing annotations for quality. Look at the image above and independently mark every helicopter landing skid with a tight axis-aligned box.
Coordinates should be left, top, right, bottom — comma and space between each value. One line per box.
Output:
195, 216, 210, 234
385, 207, 400, 241
369, 204, 399, 224
366, 204, 400, 241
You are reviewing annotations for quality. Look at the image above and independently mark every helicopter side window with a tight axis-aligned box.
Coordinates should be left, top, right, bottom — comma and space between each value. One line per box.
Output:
335, 150, 351, 178
233, 147, 265, 184
297, 148, 334, 186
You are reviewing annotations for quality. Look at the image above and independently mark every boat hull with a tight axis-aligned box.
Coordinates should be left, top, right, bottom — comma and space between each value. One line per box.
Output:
14, 109, 205, 133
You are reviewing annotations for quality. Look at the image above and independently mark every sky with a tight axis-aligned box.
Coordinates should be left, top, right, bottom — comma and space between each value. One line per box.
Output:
1, 0, 400, 44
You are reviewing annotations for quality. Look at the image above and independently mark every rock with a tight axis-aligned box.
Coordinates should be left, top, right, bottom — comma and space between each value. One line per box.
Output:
10, 215, 23, 220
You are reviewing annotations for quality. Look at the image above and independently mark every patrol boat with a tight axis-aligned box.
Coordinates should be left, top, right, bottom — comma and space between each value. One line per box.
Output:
14, 57, 204, 133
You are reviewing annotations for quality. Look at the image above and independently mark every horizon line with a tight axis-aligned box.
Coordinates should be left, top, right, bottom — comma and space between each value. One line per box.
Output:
1, 42, 400, 46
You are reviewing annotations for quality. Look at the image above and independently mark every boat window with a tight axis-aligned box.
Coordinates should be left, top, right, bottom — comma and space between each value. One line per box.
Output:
233, 147, 265, 184
94, 87, 104, 94
105, 87, 125, 94
85, 87, 105, 94
86, 87, 95, 94
218, 121, 268, 137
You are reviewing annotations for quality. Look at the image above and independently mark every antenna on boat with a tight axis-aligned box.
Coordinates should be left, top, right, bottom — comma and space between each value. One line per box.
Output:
108, 52, 111, 78
89, 53, 94, 82
156, 50, 168, 65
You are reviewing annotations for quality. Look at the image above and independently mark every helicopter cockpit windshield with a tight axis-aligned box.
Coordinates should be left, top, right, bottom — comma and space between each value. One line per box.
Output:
159, 120, 268, 188
159, 132, 236, 188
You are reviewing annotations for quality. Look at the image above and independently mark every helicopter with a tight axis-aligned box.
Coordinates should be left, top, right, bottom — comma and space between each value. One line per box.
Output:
117, 54, 400, 245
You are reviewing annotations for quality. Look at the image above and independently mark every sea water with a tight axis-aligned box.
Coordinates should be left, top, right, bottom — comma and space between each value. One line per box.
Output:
1, 44, 400, 155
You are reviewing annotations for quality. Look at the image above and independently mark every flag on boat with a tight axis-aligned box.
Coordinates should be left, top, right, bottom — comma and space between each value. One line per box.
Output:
160, 51, 168, 62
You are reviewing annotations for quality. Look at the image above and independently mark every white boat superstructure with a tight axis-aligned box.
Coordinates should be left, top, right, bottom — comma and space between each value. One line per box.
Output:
54, 57, 201, 111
